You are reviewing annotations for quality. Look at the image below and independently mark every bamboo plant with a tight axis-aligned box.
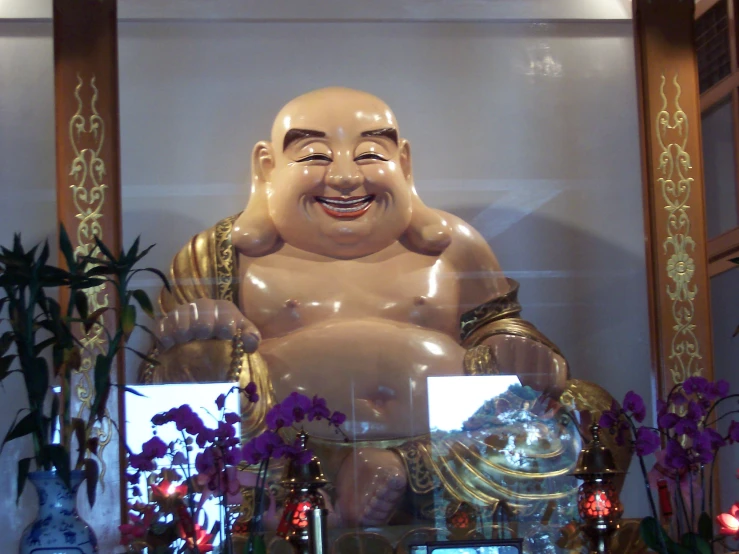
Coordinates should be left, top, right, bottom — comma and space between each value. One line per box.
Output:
0, 225, 168, 506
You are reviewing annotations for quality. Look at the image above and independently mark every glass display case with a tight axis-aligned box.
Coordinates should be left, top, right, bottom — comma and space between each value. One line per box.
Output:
0, 1, 718, 553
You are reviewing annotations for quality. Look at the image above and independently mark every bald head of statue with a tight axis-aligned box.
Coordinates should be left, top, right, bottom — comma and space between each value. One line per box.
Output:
232, 87, 452, 259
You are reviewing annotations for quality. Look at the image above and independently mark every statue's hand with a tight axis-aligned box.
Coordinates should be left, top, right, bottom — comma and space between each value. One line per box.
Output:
478, 335, 568, 395
155, 298, 261, 353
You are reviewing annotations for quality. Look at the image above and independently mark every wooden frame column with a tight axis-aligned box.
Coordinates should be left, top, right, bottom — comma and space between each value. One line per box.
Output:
53, 0, 125, 523
634, 0, 714, 397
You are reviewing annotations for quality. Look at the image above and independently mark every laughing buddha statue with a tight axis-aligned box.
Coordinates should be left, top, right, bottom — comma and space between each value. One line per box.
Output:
142, 87, 629, 532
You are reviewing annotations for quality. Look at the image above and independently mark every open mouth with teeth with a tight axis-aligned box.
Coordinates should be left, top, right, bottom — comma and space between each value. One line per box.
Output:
315, 195, 375, 218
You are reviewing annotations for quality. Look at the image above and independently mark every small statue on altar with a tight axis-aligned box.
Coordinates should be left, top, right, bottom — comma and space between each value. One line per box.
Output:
143, 87, 627, 530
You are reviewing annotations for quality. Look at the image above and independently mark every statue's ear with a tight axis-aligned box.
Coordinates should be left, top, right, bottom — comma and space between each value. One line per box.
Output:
398, 138, 452, 254
399, 139, 412, 183
232, 141, 280, 257
253, 140, 275, 185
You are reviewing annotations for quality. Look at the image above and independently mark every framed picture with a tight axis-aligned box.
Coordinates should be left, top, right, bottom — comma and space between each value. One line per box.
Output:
411, 539, 524, 554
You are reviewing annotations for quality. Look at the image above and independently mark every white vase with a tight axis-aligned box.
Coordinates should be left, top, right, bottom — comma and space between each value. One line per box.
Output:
18, 470, 98, 554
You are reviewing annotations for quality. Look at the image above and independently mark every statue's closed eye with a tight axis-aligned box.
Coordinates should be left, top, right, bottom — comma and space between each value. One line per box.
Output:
297, 154, 332, 163
355, 152, 387, 162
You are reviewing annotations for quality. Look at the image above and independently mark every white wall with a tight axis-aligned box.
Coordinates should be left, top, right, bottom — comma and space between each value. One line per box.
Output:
0, 6, 653, 550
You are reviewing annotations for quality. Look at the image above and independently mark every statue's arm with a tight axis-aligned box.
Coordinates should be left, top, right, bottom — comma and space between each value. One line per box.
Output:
441, 211, 569, 393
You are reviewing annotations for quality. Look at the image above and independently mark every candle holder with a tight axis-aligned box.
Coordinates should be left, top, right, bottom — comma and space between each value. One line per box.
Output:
571, 424, 625, 554
276, 431, 327, 554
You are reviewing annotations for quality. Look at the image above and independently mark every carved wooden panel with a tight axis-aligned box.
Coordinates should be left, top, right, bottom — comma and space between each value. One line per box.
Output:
52, 0, 125, 523
634, 0, 714, 395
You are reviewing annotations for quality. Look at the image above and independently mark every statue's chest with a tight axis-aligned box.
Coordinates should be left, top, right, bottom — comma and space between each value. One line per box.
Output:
239, 251, 461, 338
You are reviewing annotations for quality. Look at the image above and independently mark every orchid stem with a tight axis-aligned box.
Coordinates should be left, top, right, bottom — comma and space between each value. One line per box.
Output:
637, 453, 668, 554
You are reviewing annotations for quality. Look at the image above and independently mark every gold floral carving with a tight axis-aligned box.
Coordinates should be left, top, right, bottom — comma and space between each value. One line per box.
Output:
215, 214, 239, 305
69, 74, 113, 480
656, 73, 702, 385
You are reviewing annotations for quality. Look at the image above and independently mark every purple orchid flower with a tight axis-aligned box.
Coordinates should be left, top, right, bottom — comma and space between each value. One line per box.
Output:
706, 379, 730, 401
665, 439, 690, 471
141, 436, 169, 459
683, 376, 709, 396
623, 391, 647, 423
693, 433, 715, 464
308, 396, 331, 422
729, 421, 739, 443
657, 412, 680, 431
674, 417, 699, 438
281, 392, 312, 423
266, 404, 291, 430
244, 381, 259, 404
634, 427, 661, 456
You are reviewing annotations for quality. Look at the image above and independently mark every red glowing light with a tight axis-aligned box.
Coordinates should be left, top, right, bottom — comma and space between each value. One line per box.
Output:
290, 501, 313, 529
578, 481, 621, 520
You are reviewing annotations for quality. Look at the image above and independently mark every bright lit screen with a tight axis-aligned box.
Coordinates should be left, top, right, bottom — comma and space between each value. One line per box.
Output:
427, 375, 521, 432
125, 382, 240, 455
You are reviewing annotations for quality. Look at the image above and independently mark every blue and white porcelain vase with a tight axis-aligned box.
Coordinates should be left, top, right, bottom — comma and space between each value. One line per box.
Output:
19, 470, 98, 554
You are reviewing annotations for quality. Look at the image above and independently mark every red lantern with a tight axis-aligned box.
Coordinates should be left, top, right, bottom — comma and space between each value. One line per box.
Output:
276, 432, 327, 554
571, 424, 625, 554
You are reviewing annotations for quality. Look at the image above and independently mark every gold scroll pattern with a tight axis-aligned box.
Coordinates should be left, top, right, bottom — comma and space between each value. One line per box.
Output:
656, 73, 702, 385
69, 74, 113, 481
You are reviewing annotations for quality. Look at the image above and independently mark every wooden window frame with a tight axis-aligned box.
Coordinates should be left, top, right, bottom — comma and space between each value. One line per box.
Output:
699, 0, 739, 275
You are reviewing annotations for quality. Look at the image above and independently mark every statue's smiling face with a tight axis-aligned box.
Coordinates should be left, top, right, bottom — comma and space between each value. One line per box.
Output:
261, 88, 413, 258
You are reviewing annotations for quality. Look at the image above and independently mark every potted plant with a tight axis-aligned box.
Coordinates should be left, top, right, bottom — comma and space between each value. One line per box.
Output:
0, 226, 168, 553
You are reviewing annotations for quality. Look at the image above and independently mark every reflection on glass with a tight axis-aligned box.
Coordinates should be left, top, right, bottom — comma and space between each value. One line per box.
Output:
411, 540, 522, 554
426, 376, 581, 548
702, 97, 737, 238
125, 383, 240, 548
710, 268, 739, 515
429, 546, 520, 554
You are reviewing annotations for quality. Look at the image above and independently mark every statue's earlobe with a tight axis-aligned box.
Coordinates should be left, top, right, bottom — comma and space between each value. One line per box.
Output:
232, 141, 280, 257
399, 139, 452, 254
399, 139, 413, 182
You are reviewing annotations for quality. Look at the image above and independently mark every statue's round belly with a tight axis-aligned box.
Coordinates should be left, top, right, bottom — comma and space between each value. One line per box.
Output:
259, 318, 466, 440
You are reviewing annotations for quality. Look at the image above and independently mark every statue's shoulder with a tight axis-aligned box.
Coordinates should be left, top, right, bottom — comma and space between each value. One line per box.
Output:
159, 213, 241, 313
433, 209, 510, 308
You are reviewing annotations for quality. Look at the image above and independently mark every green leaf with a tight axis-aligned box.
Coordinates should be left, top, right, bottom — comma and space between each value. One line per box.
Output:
86, 436, 99, 457
93, 236, 115, 262
639, 516, 673, 554
16, 457, 32, 503
33, 337, 56, 356
73, 290, 89, 320
84, 458, 99, 507
59, 224, 75, 270
122, 304, 136, 338
90, 355, 111, 421
71, 417, 85, 468
132, 289, 154, 319
680, 533, 711, 554
38, 240, 50, 267
0, 355, 16, 380
46, 444, 71, 489
0, 330, 14, 355
2, 411, 37, 451
126, 236, 141, 265
84, 306, 110, 334
133, 243, 156, 264
135, 323, 159, 345
251, 534, 267, 554
50, 392, 60, 445
142, 267, 171, 293
25, 357, 49, 406
116, 385, 146, 398
698, 511, 713, 542
125, 347, 160, 367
